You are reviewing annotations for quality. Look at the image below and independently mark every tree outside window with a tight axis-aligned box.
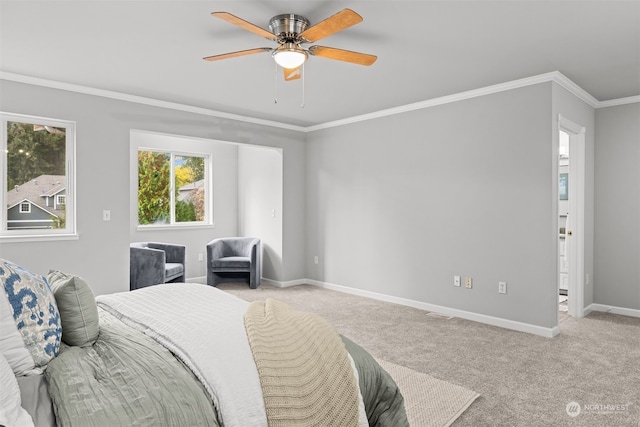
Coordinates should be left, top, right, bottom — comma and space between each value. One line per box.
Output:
137, 150, 207, 225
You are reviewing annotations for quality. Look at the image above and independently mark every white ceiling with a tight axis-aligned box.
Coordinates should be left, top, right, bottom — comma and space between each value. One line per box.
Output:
1, 1, 638, 128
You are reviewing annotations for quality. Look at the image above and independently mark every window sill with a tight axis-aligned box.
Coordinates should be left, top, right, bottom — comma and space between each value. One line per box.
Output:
0, 233, 79, 244
136, 223, 215, 232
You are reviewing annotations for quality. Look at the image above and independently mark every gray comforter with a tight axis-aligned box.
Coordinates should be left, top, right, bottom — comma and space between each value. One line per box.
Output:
46, 308, 408, 427
46, 308, 220, 426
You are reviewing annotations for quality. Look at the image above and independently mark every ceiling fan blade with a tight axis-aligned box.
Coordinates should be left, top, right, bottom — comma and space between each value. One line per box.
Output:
283, 67, 301, 81
308, 46, 377, 66
203, 48, 271, 62
299, 8, 363, 43
212, 12, 276, 40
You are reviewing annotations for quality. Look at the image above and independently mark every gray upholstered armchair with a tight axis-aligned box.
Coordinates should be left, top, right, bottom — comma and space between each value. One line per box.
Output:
130, 242, 186, 290
206, 237, 261, 288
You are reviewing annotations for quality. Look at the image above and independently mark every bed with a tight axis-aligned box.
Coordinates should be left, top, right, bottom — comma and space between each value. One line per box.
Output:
1, 258, 408, 427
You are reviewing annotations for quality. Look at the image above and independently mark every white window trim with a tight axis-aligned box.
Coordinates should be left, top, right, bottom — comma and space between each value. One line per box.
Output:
1, 112, 77, 242
19, 202, 31, 213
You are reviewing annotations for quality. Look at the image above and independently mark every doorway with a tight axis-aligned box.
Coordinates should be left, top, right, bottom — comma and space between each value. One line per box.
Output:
558, 130, 570, 319
557, 115, 586, 320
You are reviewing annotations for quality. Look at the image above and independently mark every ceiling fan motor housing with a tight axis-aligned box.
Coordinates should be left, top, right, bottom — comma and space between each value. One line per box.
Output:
269, 14, 309, 42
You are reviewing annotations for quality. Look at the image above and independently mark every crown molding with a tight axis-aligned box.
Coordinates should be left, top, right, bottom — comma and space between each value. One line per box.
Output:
550, 71, 600, 108
597, 95, 640, 108
2, 70, 637, 134
0, 71, 307, 133
306, 71, 605, 132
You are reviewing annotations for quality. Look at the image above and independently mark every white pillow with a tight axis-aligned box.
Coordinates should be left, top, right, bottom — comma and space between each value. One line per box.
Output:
0, 352, 35, 427
0, 293, 36, 375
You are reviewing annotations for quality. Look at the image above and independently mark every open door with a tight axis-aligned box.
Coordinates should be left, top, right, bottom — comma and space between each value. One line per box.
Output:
558, 115, 586, 319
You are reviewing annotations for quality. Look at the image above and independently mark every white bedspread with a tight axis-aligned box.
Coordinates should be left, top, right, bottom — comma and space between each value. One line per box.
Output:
96, 283, 267, 427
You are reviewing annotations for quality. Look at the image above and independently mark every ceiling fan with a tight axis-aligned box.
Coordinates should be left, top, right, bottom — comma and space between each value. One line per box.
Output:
203, 8, 377, 81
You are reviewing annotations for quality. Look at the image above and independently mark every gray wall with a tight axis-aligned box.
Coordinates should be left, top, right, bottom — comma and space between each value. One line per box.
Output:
594, 103, 640, 310
238, 145, 284, 281
0, 80, 306, 295
305, 83, 559, 328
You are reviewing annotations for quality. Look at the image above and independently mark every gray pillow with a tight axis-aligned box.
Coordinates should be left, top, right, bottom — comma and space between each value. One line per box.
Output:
47, 270, 99, 347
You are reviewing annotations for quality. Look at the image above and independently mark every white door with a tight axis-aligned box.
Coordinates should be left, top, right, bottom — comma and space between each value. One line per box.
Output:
558, 116, 586, 319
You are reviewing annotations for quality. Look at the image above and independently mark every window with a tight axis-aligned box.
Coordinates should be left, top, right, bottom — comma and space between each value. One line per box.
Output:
137, 149, 208, 226
1, 113, 76, 240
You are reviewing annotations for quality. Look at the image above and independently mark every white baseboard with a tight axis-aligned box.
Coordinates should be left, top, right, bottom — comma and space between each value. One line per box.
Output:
260, 277, 306, 288
587, 303, 640, 318
305, 279, 559, 338
187, 276, 640, 334
186, 276, 305, 288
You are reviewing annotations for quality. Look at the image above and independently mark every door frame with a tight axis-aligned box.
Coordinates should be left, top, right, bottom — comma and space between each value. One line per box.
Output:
558, 115, 586, 319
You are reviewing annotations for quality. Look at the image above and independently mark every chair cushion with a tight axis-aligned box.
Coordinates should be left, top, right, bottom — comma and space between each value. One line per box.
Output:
222, 239, 252, 257
164, 263, 184, 282
211, 256, 251, 271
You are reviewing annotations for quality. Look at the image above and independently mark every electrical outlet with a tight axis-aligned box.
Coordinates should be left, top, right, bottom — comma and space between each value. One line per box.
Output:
454, 276, 461, 287
198, 253, 204, 262
314, 256, 319, 265
465, 277, 473, 289
498, 281, 507, 294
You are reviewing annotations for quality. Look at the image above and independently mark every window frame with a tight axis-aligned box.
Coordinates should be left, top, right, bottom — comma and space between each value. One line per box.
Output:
0, 112, 77, 242
136, 147, 212, 229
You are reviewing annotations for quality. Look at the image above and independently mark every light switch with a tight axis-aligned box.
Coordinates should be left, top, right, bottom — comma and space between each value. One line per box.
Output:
103, 210, 111, 221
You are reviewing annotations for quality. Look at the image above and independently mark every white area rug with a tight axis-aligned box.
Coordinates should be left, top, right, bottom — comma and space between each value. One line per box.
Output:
377, 359, 479, 427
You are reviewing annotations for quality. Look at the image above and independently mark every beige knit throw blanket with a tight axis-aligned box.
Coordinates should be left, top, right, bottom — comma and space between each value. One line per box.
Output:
244, 298, 359, 427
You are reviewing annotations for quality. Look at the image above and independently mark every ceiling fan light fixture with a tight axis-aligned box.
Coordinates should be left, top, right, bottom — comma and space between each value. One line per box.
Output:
272, 43, 308, 69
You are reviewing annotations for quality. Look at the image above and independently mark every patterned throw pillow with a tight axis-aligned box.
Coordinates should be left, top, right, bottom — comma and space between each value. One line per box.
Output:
0, 259, 61, 368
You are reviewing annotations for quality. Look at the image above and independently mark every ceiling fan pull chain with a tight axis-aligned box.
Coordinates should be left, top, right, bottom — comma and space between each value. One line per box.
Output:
274, 62, 278, 104
301, 63, 305, 108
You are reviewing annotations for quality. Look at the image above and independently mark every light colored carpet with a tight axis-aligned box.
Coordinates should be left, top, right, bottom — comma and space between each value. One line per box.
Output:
376, 359, 479, 427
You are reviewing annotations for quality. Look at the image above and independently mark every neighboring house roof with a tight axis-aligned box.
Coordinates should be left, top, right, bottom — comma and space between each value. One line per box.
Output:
178, 179, 204, 202
6, 174, 66, 216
